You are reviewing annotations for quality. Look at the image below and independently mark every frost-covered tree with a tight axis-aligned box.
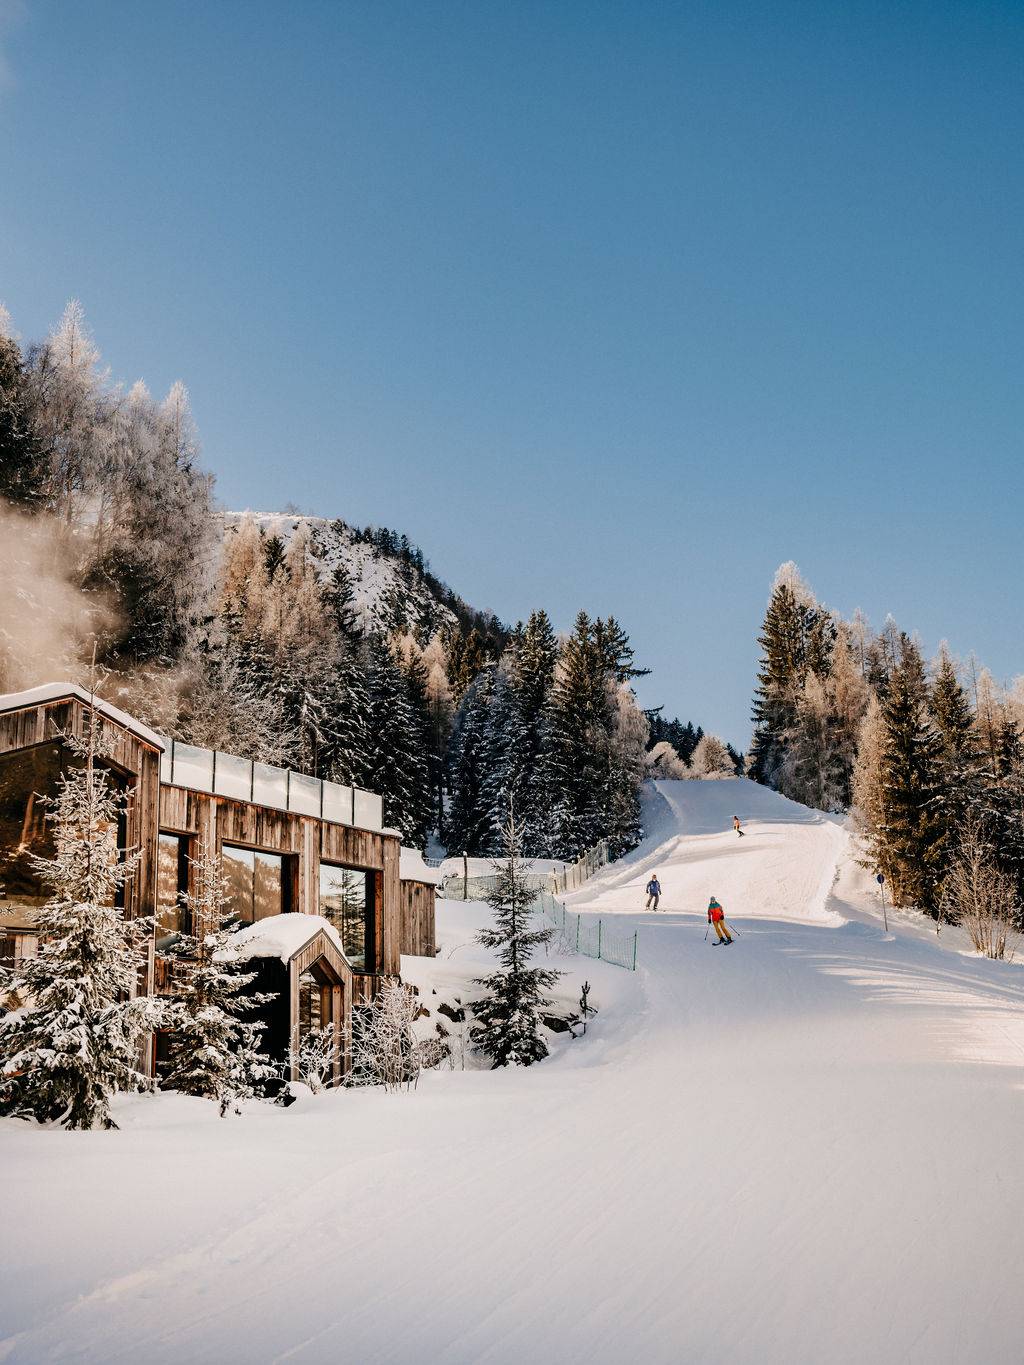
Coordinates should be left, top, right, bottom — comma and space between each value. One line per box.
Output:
690, 732, 736, 778
446, 667, 497, 854
348, 976, 427, 1092
161, 843, 277, 1115
0, 716, 162, 1129
750, 564, 835, 791
365, 635, 432, 844
470, 815, 561, 1068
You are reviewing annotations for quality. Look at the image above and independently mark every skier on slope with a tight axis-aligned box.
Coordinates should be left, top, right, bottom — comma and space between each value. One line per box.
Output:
645, 875, 662, 912
733, 815, 744, 837
707, 896, 733, 944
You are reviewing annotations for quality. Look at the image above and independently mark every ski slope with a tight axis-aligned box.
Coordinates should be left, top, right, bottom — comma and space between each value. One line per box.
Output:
566, 777, 847, 925
3, 780, 1024, 1364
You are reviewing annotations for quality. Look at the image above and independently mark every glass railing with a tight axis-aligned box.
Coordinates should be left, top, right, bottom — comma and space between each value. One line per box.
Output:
157, 739, 384, 832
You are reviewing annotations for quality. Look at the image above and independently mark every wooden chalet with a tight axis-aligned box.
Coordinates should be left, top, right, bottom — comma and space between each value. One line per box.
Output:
0, 683, 438, 1082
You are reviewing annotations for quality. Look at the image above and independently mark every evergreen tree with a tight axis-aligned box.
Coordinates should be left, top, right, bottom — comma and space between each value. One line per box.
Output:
445, 668, 497, 854
365, 636, 432, 845
929, 648, 985, 831
749, 580, 808, 786
875, 640, 946, 910
161, 844, 277, 1115
984, 720, 1024, 899
0, 716, 163, 1129
0, 314, 47, 508
532, 612, 609, 859
470, 815, 562, 1068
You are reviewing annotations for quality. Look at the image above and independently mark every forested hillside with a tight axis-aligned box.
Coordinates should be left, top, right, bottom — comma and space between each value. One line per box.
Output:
0, 300, 678, 858
749, 562, 1024, 928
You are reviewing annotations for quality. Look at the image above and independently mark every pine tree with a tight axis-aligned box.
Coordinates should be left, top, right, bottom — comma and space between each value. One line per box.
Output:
512, 610, 559, 850
0, 714, 163, 1129
470, 815, 562, 1068
365, 636, 432, 845
161, 844, 277, 1115
929, 647, 985, 831
750, 564, 836, 794
0, 312, 47, 508
749, 580, 807, 786
875, 640, 946, 910
445, 668, 497, 854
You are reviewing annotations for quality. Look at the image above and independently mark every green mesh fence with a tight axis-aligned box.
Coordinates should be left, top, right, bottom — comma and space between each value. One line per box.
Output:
439, 875, 638, 972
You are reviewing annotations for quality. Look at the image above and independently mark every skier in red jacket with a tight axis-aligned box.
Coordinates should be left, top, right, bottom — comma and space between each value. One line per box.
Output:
707, 896, 733, 944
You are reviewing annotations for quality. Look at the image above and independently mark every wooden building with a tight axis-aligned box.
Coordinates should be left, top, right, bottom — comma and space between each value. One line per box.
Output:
0, 683, 437, 1081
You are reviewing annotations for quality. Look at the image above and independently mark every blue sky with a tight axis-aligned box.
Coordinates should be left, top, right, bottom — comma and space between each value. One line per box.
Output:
2, 1, 1022, 743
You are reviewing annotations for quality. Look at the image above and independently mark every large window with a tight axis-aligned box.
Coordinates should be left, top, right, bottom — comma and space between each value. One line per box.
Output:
222, 844, 289, 924
319, 864, 375, 971
157, 833, 191, 941
0, 743, 129, 911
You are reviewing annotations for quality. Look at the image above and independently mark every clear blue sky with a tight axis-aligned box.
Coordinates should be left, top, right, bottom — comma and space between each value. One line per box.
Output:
2, 1, 1022, 744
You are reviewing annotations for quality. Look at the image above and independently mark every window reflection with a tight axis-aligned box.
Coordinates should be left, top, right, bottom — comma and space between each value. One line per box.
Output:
319, 863, 374, 971
222, 844, 286, 923
156, 832, 191, 941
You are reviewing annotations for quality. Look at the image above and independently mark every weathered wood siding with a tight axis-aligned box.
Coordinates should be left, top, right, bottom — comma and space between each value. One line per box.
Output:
159, 784, 404, 976
0, 694, 162, 929
399, 880, 437, 958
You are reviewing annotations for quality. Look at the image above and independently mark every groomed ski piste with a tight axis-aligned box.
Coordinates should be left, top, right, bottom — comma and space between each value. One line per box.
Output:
4, 778, 1024, 1364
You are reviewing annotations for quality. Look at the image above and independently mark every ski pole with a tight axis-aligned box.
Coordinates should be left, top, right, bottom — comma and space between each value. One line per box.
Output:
704, 925, 709, 942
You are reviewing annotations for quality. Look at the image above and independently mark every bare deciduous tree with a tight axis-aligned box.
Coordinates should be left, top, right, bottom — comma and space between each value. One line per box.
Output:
941, 815, 1020, 960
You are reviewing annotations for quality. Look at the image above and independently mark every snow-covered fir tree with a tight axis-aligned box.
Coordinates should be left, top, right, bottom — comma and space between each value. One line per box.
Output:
470, 815, 562, 1068
0, 713, 163, 1129
365, 635, 432, 845
161, 843, 277, 1115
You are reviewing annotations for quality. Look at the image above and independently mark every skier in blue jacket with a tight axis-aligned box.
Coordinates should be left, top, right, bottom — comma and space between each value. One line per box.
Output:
645, 875, 662, 911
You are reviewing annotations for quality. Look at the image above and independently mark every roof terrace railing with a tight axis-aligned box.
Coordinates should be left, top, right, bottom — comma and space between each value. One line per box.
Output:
158, 739, 384, 833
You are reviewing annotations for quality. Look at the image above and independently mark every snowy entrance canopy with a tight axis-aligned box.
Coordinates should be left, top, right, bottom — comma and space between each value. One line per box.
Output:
218, 913, 346, 968
158, 738, 384, 832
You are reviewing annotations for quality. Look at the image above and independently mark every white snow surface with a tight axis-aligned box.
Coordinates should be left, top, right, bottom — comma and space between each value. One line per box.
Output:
218, 913, 343, 965
4, 779, 1024, 1364
398, 846, 443, 886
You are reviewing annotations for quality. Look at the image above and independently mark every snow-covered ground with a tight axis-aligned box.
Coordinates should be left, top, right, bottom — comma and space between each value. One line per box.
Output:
4, 779, 1024, 1364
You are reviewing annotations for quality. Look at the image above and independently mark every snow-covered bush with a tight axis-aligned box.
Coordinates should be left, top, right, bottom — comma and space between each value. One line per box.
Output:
288, 1026, 337, 1095
348, 977, 426, 1092
0, 718, 165, 1129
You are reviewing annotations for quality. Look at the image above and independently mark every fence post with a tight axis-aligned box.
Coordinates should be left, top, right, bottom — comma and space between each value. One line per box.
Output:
632, 931, 637, 971
598, 919, 603, 960
575, 914, 580, 951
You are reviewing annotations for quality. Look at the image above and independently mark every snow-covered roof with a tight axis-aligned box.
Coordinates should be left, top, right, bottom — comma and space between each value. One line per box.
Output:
399, 847, 443, 886
0, 682, 165, 751
219, 913, 344, 966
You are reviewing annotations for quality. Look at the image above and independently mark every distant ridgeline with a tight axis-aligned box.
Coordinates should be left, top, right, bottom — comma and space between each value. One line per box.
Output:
1, 299, 721, 865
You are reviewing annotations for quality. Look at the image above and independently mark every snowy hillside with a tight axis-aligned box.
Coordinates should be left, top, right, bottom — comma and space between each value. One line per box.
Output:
225, 512, 490, 640
5, 780, 1024, 1364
